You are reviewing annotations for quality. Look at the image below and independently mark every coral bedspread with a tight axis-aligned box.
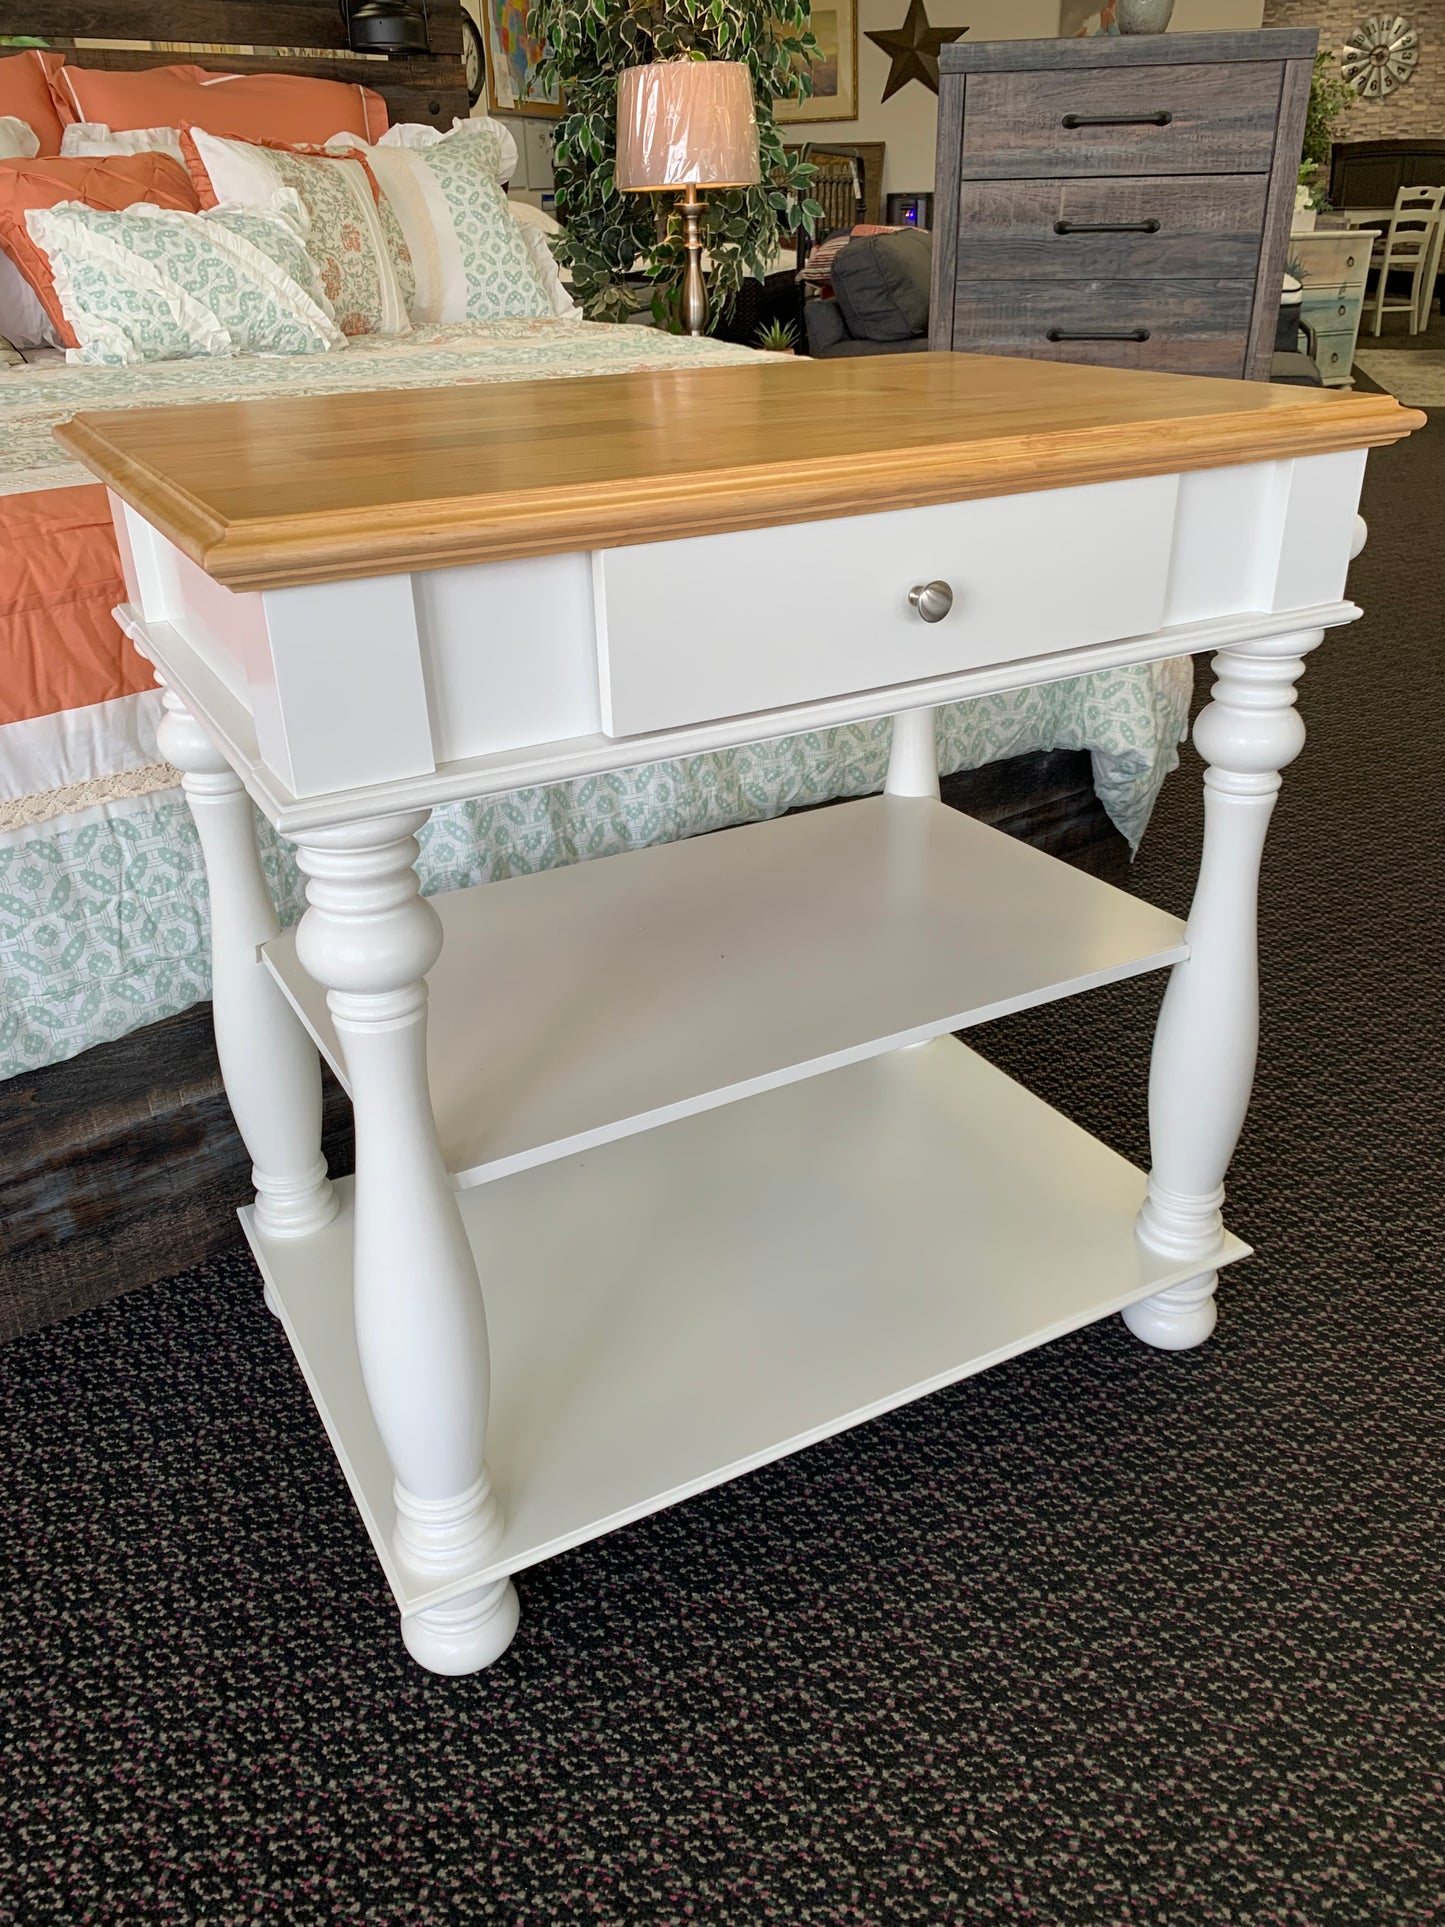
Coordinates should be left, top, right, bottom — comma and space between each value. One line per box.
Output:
0, 320, 1190, 1081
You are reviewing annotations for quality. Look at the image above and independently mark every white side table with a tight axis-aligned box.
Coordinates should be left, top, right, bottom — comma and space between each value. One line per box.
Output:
61, 354, 1420, 1677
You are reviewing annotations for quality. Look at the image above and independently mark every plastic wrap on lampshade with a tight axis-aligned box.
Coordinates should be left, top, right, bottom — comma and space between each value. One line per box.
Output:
615, 62, 761, 191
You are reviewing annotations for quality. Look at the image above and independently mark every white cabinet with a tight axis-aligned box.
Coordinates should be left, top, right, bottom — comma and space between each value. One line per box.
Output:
1290, 231, 1372, 387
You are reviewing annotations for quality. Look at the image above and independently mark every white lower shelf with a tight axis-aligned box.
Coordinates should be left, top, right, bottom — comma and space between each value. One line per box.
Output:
244, 1038, 1249, 1621
264, 796, 1186, 1189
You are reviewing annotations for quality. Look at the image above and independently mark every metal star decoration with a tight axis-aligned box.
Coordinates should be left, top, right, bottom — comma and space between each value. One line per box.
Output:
865, 0, 967, 101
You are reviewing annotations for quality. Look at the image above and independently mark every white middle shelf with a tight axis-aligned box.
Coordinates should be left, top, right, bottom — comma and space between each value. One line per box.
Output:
263, 795, 1186, 1188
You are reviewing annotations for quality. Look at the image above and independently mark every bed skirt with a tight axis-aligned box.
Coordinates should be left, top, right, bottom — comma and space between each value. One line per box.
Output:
0, 750, 1128, 1342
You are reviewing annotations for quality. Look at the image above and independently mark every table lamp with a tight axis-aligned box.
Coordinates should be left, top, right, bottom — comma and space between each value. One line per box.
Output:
616, 60, 761, 336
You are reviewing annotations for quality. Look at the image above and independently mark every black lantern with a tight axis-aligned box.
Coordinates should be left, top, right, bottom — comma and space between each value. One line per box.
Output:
342, 0, 430, 53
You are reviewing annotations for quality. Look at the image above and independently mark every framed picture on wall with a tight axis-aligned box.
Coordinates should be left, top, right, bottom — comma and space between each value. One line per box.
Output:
482, 0, 563, 118
776, 0, 859, 123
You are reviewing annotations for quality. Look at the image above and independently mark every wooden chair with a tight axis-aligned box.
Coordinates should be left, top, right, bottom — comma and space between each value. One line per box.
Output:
1413, 205, 1445, 331
803, 148, 867, 237
1367, 185, 1445, 336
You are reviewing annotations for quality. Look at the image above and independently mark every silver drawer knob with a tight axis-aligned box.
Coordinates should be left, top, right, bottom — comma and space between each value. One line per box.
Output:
908, 580, 953, 623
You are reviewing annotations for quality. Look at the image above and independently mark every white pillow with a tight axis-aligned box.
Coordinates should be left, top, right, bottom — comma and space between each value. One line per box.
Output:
335, 120, 549, 324
190, 127, 411, 337
376, 116, 519, 183
26, 199, 347, 366
508, 201, 577, 321
0, 249, 59, 349
60, 122, 187, 166
0, 115, 39, 161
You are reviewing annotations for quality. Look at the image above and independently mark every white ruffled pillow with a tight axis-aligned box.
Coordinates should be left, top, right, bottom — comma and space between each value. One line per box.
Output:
0, 115, 39, 161
60, 122, 188, 166
335, 119, 553, 324
506, 198, 578, 322
25, 196, 347, 366
378, 115, 519, 181
0, 121, 52, 346
0, 250, 58, 348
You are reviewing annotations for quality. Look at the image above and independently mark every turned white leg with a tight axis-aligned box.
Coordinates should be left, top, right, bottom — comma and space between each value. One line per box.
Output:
293, 812, 519, 1675
1127, 628, 1324, 1351
886, 706, 941, 799
156, 686, 336, 1263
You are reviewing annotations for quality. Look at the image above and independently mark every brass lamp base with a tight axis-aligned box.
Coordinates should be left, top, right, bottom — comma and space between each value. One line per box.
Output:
678, 184, 708, 337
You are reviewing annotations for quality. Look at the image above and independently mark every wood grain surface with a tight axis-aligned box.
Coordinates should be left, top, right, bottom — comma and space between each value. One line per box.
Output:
1246, 53, 1315, 381
940, 30, 1319, 73
26, 0, 461, 52
954, 177, 1271, 282
22, 0, 467, 130
948, 280, 1258, 377
958, 63, 1285, 181
930, 73, 967, 357
55, 353, 1423, 591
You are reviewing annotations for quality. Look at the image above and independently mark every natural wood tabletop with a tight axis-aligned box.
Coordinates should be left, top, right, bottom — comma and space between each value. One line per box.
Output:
56, 352, 1422, 591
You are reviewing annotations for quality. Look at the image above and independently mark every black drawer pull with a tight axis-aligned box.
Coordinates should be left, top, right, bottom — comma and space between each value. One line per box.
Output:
1046, 328, 1152, 343
1053, 219, 1162, 235
1061, 111, 1173, 128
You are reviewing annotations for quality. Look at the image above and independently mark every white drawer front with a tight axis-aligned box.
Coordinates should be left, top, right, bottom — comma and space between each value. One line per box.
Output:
593, 476, 1178, 737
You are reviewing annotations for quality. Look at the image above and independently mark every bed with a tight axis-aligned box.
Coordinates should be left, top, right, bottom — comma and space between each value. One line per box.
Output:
0, 13, 1192, 1338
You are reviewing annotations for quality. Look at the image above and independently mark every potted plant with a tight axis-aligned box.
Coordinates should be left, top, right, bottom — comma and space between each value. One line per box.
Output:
534, 0, 825, 327
755, 318, 799, 355
1299, 50, 1354, 213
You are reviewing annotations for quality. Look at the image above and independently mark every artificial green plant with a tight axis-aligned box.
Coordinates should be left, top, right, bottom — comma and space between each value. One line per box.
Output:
532, 0, 825, 326
1299, 50, 1354, 206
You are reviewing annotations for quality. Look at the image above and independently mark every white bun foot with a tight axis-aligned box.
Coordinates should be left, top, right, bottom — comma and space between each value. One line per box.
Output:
1122, 1273, 1219, 1352
402, 1578, 521, 1676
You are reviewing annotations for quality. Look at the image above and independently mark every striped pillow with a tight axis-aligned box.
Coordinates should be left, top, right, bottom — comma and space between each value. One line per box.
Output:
346, 120, 552, 324
184, 128, 412, 337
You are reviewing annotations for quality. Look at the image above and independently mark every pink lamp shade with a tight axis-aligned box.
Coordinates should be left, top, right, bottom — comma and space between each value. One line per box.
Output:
615, 61, 761, 192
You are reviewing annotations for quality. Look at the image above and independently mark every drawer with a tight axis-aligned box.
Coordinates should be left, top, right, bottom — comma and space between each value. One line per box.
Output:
960, 63, 1284, 179
946, 278, 1255, 378
1289, 233, 1373, 293
1300, 290, 1360, 329
1310, 328, 1357, 384
592, 478, 1178, 738
955, 175, 1269, 281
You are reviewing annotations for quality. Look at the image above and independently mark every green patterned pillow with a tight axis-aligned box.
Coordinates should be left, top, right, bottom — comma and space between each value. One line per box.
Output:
189, 129, 412, 338
26, 200, 347, 366
360, 121, 552, 324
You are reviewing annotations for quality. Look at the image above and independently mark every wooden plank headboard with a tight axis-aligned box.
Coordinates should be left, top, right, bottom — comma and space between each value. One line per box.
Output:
20, 0, 468, 130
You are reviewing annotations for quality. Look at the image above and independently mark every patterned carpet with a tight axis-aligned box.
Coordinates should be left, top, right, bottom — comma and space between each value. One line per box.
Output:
1352, 350, 1445, 407
2, 418, 1442, 1923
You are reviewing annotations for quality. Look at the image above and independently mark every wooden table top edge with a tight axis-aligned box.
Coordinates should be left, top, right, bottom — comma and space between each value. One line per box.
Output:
54, 360, 1424, 593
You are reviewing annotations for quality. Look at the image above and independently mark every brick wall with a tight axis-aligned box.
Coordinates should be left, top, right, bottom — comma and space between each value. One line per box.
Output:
1263, 0, 1445, 139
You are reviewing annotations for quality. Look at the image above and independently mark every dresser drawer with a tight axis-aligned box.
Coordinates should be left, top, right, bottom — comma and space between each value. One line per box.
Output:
947, 278, 1254, 377
1300, 290, 1359, 329
959, 63, 1285, 179
1289, 232, 1373, 294
592, 478, 1177, 738
1309, 328, 1357, 383
956, 175, 1270, 281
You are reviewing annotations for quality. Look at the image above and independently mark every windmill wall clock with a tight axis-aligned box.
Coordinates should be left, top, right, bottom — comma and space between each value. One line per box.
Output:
1341, 15, 1420, 98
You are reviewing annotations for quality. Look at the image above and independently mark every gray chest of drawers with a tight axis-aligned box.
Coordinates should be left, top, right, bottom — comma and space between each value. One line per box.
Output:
930, 31, 1317, 380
